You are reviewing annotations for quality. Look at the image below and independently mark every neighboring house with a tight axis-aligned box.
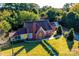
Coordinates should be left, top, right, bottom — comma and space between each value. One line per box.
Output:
13, 20, 59, 39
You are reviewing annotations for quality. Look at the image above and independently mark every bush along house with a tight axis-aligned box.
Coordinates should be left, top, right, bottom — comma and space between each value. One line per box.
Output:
13, 20, 59, 40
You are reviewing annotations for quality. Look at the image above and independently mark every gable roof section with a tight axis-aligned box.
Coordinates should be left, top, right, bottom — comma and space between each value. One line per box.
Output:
13, 20, 57, 36
36, 27, 46, 35
24, 20, 52, 33
13, 28, 27, 36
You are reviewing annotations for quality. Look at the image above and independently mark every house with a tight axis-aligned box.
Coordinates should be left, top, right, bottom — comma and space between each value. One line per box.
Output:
13, 20, 59, 39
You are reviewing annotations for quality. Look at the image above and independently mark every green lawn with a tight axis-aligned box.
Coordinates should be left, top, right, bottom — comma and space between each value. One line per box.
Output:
48, 35, 79, 56
1, 36, 79, 56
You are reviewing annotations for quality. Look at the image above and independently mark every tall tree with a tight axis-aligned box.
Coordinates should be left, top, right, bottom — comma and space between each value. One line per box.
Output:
0, 20, 11, 32
47, 8, 64, 22
19, 11, 40, 23
61, 11, 79, 32
63, 3, 72, 12
66, 28, 74, 50
3, 3, 40, 11
70, 3, 79, 13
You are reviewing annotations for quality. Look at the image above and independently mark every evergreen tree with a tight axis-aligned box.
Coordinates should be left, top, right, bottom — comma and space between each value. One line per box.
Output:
66, 28, 75, 51
56, 25, 63, 35
67, 28, 74, 41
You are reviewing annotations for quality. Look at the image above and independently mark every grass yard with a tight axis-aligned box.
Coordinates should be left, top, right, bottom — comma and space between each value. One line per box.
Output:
1, 46, 23, 56
1, 41, 50, 56
1, 36, 79, 56
48, 35, 79, 56
17, 44, 50, 56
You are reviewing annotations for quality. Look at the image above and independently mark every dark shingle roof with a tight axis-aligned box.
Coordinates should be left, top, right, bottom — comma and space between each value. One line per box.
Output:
24, 20, 52, 33
13, 28, 27, 36
13, 20, 56, 36
50, 22, 56, 26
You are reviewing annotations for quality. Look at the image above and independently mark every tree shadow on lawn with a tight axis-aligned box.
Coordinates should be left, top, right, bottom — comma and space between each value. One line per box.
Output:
14, 41, 39, 56
13, 47, 24, 56
23, 41, 40, 53
66, 40, 74, 51
1, 41, 25, 51
1, 42, 26, 55
1, 41, 40, 56
13, 41, 40, 56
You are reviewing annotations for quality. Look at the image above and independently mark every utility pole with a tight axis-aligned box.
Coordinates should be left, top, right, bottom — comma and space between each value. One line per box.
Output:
9, 37, 14, 56
0, 46, 2, 56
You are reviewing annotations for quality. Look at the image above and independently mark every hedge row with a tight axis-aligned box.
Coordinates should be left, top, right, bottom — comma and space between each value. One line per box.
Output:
41, 40, 59, 56
10, 40, 25, 44
44, 40, 58, 52
44, 40, 59, 55
41, 40, 54, 56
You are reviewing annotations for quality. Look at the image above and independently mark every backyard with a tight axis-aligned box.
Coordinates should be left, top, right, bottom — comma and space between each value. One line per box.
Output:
1, 41, 50, 56
48, 35, 79, 56
1, 35, 79, 56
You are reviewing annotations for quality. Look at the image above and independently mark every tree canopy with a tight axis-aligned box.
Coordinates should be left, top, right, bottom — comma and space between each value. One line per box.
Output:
0, 20, 11, 32
19, 11, 40, 22
0, 3, 79, 32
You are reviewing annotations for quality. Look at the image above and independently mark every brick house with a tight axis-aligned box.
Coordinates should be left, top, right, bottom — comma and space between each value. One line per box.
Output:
13, 20, 59, 39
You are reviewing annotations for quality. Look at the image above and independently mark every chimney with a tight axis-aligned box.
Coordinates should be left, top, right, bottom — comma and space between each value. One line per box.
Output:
32, 22, 36, 39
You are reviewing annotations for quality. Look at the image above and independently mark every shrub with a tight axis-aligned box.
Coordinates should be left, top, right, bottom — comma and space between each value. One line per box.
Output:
64, 31, 69, 37
56, 25, 63, 35
66, 28, 75, 50
0, 20, 11, 32
67, 28, 75, 41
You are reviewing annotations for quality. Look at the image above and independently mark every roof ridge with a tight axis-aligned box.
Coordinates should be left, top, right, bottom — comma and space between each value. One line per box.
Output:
47, 20, 53, 29
24, 20, 49, 23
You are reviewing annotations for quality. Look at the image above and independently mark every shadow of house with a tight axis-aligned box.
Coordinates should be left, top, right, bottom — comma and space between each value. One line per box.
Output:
23, 41, 39, 53
13, 41, 39, 56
